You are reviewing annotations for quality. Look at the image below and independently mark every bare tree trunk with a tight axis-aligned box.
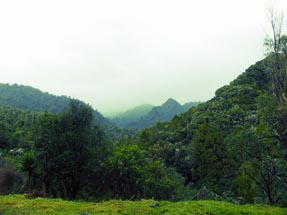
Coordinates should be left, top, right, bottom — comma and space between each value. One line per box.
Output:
265, 6, 287, 146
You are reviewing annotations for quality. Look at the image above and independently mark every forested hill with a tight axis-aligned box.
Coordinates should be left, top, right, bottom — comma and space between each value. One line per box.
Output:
136, 57, 287, 204
110, 104, 154, 127
0, 83, 70, 113
140, 58, 270, 142
120, 98, 200, 129
1, 57, 287, 205
0, 83, 109, 125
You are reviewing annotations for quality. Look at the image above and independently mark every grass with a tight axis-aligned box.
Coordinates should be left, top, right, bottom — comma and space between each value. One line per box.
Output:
0, 194, 286, 215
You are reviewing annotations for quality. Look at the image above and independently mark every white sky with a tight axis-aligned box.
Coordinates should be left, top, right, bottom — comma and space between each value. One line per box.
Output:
0, 0, 287, 115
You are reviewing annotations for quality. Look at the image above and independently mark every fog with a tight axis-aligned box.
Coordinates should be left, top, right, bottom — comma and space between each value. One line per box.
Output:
0, 0, 286, 114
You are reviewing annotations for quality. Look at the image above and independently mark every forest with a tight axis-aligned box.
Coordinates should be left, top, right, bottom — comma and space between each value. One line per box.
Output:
0, 10, 287, 214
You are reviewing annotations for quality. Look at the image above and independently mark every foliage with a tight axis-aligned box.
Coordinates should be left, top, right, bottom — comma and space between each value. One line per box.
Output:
1, 52, 287, 206
134, 58, 287, 205
103, 142, 185, 201
0, 83, 111, 126
190, 122, 233, 193
0, 83, 71, 113
0, 106, 38, 150
33, 100, 109, 200
20, 152, 37, 190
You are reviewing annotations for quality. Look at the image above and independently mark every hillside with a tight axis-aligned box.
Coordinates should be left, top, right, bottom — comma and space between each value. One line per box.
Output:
0, 83, 109, 125
135, 58, 287, 204
1, 57, 287, 205
0, 84, 136, 149
182, 101, 201, 112
0, 195, 286, 215
0, 106, 39, 150
0, 83, 70, 113
125, 99, 200, 129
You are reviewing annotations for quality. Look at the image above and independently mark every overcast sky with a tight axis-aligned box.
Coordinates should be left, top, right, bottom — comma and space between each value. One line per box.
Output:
0, 0, 287, 115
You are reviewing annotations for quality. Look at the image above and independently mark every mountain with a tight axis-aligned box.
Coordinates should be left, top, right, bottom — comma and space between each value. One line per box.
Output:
0, 83, 70, 113
2, 56, 287, 204
135, 58, 284, 203
126, 98, 200, 129
138, 58, 271, 160
182, 101, 201, 112
0, 83, 138, 150
0, 83, 109, 125
110, 104, 154, 127
139, 58, 272, 138
0, 82, 199, 131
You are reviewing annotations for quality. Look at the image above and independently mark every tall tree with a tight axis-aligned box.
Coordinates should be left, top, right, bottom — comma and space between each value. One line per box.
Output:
34, 100, 106, 199
33, 112, 60, 196
57, 100, 94, 199
265, 7, 287, 146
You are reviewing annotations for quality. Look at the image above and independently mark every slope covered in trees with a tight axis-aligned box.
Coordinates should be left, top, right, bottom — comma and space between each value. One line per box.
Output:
1, 55, 287, 206
0, 100, 180, 200
0, 83, 70, 113
133, 57, 287, 204
121, 98, 200, 129
0, 107, 39, 151
0, 83, 109, 125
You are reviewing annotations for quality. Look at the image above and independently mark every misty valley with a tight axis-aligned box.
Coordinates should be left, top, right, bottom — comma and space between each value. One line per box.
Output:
1, 1, 287, 215
1, 51, 287, 214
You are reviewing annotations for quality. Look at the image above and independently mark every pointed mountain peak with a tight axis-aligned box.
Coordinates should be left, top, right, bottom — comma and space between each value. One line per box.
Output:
162, 98, 181, 106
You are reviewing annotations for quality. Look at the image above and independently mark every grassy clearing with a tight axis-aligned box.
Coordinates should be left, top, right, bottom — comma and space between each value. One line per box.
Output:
0, 194, 286, 215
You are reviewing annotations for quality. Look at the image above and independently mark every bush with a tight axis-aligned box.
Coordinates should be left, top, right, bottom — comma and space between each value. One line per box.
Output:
104, 143, 187, 201
142, 161, 185, 201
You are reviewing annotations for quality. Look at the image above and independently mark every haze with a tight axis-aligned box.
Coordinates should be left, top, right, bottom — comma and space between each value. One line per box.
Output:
0, 0, 287, 115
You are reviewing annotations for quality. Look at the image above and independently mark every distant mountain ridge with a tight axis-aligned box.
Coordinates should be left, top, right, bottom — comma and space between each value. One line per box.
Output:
111, 98, 201, 129
0, 83, 109, 125
0, 83, 201, 130
111, 104, 154, 127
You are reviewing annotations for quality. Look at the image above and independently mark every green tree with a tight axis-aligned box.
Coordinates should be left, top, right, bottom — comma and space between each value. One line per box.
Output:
142, 161, 185, 201
34, 100, 107, 200
105, 141, 185, 200
191, 122, 233, 193
57, 100, 94, 199
106, 143, 145, 199
20, 152, 37, 191
33, 112, 60, 197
